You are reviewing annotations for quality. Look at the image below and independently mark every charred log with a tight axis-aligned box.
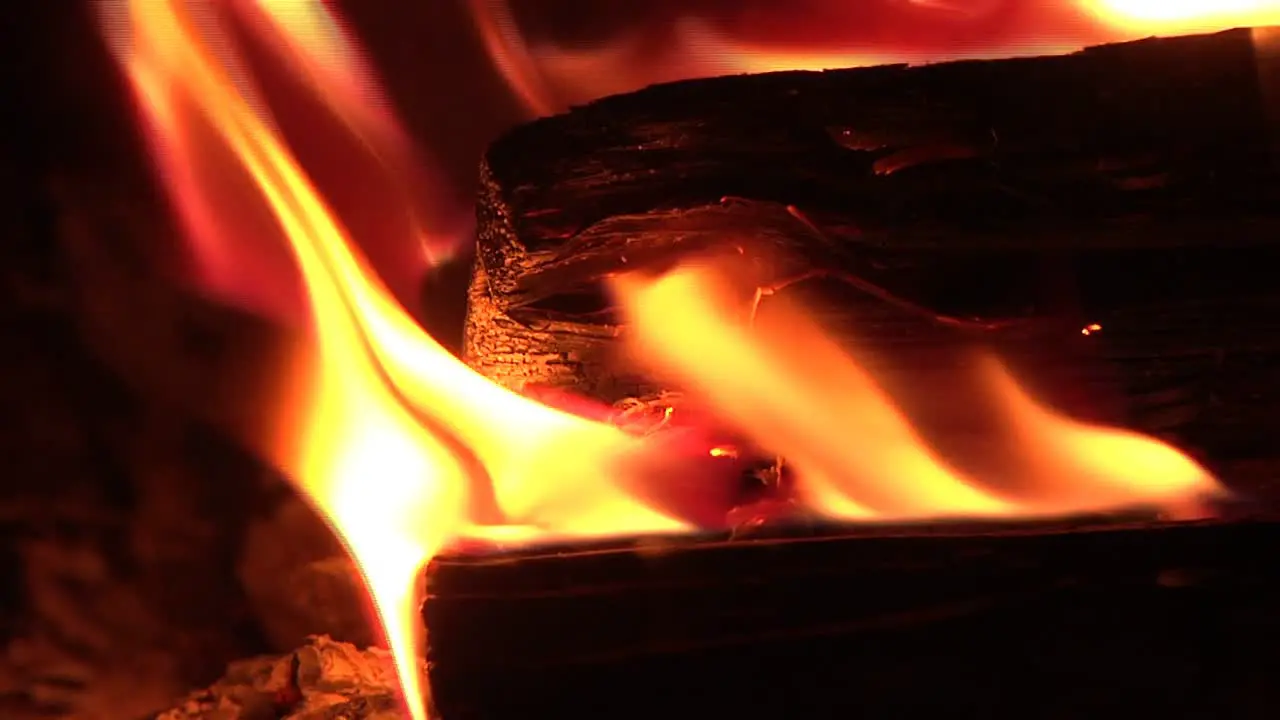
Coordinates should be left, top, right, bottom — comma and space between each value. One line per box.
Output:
425, 506, 1280, 720
467, 27, 1280, 472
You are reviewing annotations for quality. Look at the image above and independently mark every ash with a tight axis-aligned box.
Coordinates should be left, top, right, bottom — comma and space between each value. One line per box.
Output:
156, 635, 421, 720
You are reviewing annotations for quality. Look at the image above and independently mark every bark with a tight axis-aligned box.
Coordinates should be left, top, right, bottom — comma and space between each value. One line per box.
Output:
466, 27, 1280, 469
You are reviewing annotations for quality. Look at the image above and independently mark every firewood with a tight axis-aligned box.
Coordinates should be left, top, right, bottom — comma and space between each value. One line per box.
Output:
424, 506, 1280, 720
466, 27, 1280, 472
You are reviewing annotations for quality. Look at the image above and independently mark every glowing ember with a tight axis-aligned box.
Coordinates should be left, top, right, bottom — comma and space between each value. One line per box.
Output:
101, 1, 1236, 717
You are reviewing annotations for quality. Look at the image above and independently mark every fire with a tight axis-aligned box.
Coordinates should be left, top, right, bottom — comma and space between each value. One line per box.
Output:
613, 264, 1220, 520
100, 0, 460, 327
102, 1, 1229, 717
470, 0, 1280, 117
1082, 1, 1280, 33
103, 2, 693, 718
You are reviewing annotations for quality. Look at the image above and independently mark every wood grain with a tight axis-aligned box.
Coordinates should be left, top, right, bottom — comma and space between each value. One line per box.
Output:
466, 27, 1280, 478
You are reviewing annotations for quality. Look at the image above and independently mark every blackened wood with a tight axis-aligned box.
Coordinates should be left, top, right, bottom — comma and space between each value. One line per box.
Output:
466, 27, 1280, 470
424, 509, 1280, 719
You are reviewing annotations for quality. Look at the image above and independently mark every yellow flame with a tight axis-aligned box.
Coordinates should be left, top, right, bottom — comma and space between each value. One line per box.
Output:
1082, 0, 1280, 32
105, 4, 457, 717
977, 356, 1220, 512
613, 263, 1221, 520
104, 2, 690, 718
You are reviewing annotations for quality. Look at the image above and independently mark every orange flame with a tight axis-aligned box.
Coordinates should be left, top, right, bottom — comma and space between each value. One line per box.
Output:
470, 0, 1280, 117
613, 264, 1220, 520
103, 2, 696, 718
103, 1, 1230, 717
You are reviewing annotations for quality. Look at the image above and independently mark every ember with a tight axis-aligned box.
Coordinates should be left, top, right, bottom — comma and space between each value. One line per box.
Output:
93, 0, 1280, 719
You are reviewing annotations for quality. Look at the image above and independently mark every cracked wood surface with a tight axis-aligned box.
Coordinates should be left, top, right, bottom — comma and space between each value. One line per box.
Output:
466, 28, 1280, 474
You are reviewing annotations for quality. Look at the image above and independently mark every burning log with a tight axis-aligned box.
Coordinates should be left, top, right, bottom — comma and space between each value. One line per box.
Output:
466, 27, 1280, 474
437, 26, 1280, 719
425, 508, 1280, 719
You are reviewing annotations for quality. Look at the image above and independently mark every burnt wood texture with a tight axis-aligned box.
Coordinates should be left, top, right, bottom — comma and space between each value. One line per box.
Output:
466, 27, 1280, 480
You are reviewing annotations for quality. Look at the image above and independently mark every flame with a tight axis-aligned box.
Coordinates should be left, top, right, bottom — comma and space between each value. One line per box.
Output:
613, 264, 1220, 520
975, 356, 1219, 512
1082, 0, 1280, 33
242, 1, 463, 265
470, 0, 1280, 117
466, 0, 558, 118
101, 0, 461, 326
103, 2, 694, 718
105, 1, 1228, 716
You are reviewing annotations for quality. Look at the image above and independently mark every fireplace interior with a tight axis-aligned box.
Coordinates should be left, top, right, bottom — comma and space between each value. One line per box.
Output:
4, 3, 1280, 720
